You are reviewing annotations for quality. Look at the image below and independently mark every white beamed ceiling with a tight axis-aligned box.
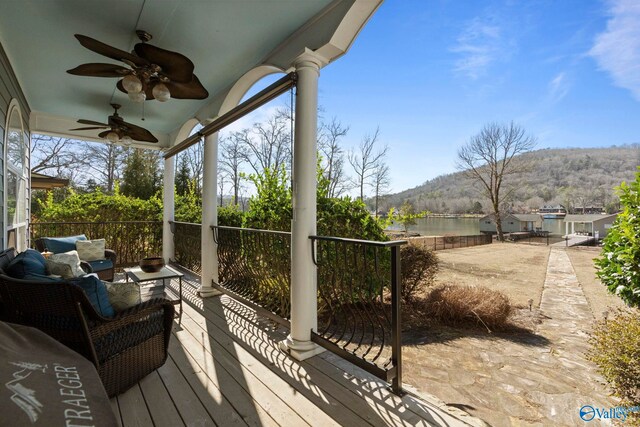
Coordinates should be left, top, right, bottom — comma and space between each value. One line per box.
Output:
0, 0, 380, 147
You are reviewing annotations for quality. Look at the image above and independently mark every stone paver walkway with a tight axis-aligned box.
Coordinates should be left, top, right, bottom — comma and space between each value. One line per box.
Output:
403, 247, 617, 426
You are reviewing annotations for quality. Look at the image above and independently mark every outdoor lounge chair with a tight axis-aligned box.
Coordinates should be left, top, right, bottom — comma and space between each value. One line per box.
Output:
0, 247, 174, 397
35, 235, 117, 281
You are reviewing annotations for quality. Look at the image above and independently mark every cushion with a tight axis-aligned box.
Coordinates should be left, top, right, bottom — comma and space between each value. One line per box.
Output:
5, 249, 48, 279
106, 281, 141, 311
22, 272, 63, 282
76, 238, 106, 261
88, 259, 114, 273
69, 275, 115, 318
42, 234, 87, 254
49, 250, 85, 278
45, 259, 74, 279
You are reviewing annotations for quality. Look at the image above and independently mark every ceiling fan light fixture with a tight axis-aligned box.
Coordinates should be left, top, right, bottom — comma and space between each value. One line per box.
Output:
152, 82, 171, 102
121, 135, 133, 146
128, 91, 146, 103
106, 131, 119, 143
122, 74, 142, 93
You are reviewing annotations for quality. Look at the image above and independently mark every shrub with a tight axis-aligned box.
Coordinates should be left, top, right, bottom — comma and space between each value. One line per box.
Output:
595, 167, 640, 308
423, 285, 512, 330
400, 245, 438, 302
588, 309, 640, 424
218, 204, 244, 227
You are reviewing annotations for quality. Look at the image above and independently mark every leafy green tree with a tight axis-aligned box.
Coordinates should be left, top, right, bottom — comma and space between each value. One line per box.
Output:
120, 148, 162, 200
596, 168, 640, 308
174, 179, 202, 223
387, 201, 427, 233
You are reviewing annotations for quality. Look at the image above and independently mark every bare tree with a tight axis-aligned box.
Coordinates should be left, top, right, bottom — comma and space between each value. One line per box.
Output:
182, 141, 203, 195
348, 127, 388, 201
31, 135, 88, 181
318, 118, 350, 197
83, 141, 125, 193
370, 162, 390, 217
218, 172, 227, 206
219, 133, 249, 204
239, 110, 292, 175
457, 122, 536, 241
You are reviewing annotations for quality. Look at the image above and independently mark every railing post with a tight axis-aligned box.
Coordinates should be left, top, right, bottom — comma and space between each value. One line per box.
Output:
391, 245, 403, 395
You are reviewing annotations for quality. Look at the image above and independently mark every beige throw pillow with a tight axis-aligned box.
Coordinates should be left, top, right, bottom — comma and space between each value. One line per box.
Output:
45, 259, 74, 279
49, 250, 85, 278
106, 282, 141, 311
76, 239, 106, 261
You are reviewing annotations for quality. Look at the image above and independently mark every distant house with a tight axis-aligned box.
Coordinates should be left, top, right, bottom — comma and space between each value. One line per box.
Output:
539, 204, 567, 219
563, 213, 618, 238
479, 213, 543, 234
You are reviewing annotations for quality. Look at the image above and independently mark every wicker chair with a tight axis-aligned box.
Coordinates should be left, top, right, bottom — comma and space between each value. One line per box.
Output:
0, 248, 174, 397
34, 237, 117, 281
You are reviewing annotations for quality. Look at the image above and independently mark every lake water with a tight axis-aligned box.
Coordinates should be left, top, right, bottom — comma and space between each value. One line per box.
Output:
389, 217, 567, 236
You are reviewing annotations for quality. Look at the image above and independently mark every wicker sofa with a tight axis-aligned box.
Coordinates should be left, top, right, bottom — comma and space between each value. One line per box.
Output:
0, 247, 174, 397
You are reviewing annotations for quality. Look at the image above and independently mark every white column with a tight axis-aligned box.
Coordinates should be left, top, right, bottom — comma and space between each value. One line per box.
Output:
162, 156, 175, 263
565, 221, 569, 236
200, 132, 222, 298
279, 49, 327, 361
571, 222, 575, 234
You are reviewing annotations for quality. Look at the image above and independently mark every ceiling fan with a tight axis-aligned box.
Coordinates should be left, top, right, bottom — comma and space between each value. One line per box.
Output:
67, 30, 208, 103
70, 103, 158, 144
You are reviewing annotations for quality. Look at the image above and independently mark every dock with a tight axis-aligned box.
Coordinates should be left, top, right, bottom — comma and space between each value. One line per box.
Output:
552, 235, 596, 247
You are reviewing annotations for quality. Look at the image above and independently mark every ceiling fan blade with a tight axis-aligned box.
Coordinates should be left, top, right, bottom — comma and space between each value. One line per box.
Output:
121, 122, 158, 143
67, 63, 131, 78
77, 119, 110, 126
134, 43, 194, 83
75, 34, 148, 67
165, 75, 209, 99
70, 126, 108, 131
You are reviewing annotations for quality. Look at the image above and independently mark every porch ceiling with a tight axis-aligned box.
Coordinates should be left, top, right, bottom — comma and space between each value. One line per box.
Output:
0, 0, 377, 148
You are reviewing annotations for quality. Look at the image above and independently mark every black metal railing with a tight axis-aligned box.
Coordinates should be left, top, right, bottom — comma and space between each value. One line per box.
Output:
170, 221, 202, 275
30, 221, 163, 267
212, 226, 291, 321
310, 235, 407, 395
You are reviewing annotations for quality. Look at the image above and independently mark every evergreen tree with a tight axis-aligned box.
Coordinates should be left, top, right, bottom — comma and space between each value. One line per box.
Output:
175, 155, 191, 196
120, 148, 162, 200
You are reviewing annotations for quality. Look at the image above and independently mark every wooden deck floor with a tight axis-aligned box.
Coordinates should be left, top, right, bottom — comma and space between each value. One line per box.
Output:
110, 274, 479, 427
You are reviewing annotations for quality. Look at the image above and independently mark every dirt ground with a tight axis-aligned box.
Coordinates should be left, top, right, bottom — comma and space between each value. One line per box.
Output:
565, 246, 626, 319
433, 242, 550, 308
402, 242, 621, 426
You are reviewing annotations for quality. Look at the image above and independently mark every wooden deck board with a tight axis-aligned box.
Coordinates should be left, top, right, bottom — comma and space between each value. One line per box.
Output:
137, 370, 185, 427
110, 276, 476, 427
116, 384, 154, 427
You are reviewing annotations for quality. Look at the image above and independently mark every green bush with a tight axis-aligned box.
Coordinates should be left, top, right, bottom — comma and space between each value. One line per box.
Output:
596, 167, 640, 308
401, 244, 438, 302
218, 204, 244, 227
588, 310, 640, 425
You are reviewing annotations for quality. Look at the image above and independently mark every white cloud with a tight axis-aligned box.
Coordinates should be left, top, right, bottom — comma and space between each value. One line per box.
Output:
548, 72, 570, 103
451, 18, 503, 79
589, 0, 640, 101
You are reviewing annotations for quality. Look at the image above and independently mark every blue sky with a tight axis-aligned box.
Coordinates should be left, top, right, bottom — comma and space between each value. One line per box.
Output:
232, 0, 640, 195
312, 0, 640, 193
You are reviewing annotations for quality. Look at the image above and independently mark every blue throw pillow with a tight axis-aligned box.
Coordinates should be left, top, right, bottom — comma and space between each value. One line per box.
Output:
42, 235, 87, 254
6, 249, 48, 278
69, 275, 115, 318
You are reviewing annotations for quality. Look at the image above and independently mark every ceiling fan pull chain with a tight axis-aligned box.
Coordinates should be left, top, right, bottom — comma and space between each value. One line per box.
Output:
142, 102, 145, 121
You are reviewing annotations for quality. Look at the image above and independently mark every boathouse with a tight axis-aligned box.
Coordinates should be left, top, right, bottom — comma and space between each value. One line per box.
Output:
479, 213, 543, 234
563, 213, 618, 238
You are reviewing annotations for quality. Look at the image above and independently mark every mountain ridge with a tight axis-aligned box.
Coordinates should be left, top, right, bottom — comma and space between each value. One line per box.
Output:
381, 145, 640, 214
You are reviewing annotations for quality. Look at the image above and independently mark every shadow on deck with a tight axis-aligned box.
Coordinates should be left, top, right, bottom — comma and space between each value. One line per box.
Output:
109, 270, 485, 427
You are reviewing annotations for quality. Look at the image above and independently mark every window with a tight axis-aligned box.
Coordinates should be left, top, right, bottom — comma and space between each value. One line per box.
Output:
4, 103, 28, 251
